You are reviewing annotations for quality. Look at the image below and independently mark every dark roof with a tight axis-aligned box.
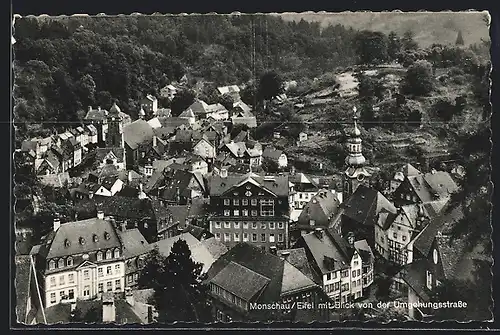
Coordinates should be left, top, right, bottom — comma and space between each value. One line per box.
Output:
35, 218, 121, 260
166, 205, 190, 227
209, 173, 289, 197
97, 164, 119, 179
119, 228, 152, 259
95, 148, 125, 164
92, 195, 155, 220
45, 152, 60, 170
277, 248, 316, 283
158, 117, 191, 129
401, 259, 431, 302
343, 185, 397, 226
15, 255, 32, 324
115, 185, 139, 198
160, 170, 198, 201
206, 243, 317, 303
21, 140, 37, 152
233, 130, 250, 143
262, 147, 284, 161
124, 120, 154, 150
407, 171, 459, 203
413, 205, 464, 257
297, 190, 341, 227
436, 234, 468, 280
299, 228, 354, 274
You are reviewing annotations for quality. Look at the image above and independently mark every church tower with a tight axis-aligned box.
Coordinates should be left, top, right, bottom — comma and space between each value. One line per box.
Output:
343, 107, 371, 200
106, 102, 124, 148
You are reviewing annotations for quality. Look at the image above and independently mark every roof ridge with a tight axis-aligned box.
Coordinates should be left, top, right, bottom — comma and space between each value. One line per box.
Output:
227, 260, 271, 282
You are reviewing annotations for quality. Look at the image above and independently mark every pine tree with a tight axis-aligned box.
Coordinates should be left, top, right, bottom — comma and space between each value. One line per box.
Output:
456, 30, 465, 45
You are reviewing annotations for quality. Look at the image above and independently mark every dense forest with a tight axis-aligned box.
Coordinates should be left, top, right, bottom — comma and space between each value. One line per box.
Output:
13, 15, 490, 143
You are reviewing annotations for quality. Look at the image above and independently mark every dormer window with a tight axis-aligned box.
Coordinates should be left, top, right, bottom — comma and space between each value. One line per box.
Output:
97, 251, 103, 261
64, 239, 71, 248
49, 260, 55, 270
114, 249, 120, 258
104, 232, 110, 240
67, 256, 73, 267
58, 258, 64, 268
79, 237, 86, 245
93, 234, 99, 243
106, 250, 112, 259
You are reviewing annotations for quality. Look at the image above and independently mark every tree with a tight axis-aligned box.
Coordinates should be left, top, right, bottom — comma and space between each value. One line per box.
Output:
262, 157, 280, 173
387, 31, 402, 61
401, 60, 434, 96
354, 30, 389, 64
257, 71, 284, 102
455, 30, 465, 46
170, 89, 196, 116
402, 30, 418, 51
138, 241, 211, 323
219, 93, 234, 111
70, 306, 101, 323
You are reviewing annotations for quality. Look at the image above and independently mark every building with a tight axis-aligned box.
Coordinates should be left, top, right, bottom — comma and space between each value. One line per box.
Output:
231, 110, 257, 128
30, 214, 125, 308
193, 137, 217, 161
160, 84, 177, 101
217, 85, 241, 103
208, 172, 290, 252
140, 95, 158, 118
95, 147, 126, 171
84, 105, 131, 145
206, 243, 325, 322
220, 140, 263, 168
123, 119, 155, 170
289, 173, 321, 211
15, 255, 38, 325
389, 163, 422, 195
118, 228, 153, 288
294, 228, 374, 303
262, 147, 288, 168
298, 132, 308, 143
343, 112, 372, 201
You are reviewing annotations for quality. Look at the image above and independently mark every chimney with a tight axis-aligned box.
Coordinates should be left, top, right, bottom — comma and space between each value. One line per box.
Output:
314, 227, 324, 239
121, 221, 127, 232
97, 210, 104, 220
53, 215, 61, 231
220, 168, 228, 178
153, 135, 157, 147
280, 251, 291, 261
128, 170, 133, 183
347, 232, 355, 246
125, 288, 134, 307
102, 292, 116, 323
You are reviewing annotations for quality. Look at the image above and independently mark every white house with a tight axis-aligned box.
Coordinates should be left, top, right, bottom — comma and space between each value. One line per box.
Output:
193, 138, 217, 160
94, 178, 125, 197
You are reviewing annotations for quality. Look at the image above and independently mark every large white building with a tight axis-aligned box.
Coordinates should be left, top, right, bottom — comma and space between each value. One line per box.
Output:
30, 213, 125, 308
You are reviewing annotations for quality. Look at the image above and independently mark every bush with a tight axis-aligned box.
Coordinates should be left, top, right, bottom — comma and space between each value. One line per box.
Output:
401, 60, 435, 96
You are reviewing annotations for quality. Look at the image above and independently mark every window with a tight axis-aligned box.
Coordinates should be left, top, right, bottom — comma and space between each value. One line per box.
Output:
68, 289, 74, 300
50, 277, 56, 287
341, 270, 349, 278
49, 260, 55, 270
83, 285, 90, 297
234, 233, 240, 242
106, 250, 112, 259
59, 275, 65, 286
224, 221, 230, 228
242, 199, 248, 206
114, 249, 120, 258
252, 233, 257, 242
224, 199, 230, 206
224, 210, 230, 216
278, 222, 284, 229
353, 281, 357, 287
251, 199, 257, 206
269, 222, 275, 229
261, 223, 267, 229
333, 272, 337, 279
260, 199, 275, 216
224, 233, 230, 242
243, 233, 249, 242
335, 282, 340, 291
107, 266, 112, 275
50, 292, 56, 304
357, 269, 361, 277
251, 210, 258, 216
426, 271, 433, 290
352, 270, 356, 278
234, 210, 240, 216
357, 279, 361, 286
215, 222, 221, 229
242, 209, 249, 216
252, 222, 258, 229
243, 222, 249, 229
269, 234, 275, 243
215, 233, 221, 240
98, 283, 104, 293
133, 273, 139, 281
67, 257, 73, 267
68, 274, 75, 283
402, 235, 407, 242
98, 267, 103, 277
261, 234, 266, 242
115, 279, 121, 291
278, 233, 283, 242
327, 273, 331, 281
393, 232, 397, 239
354, 261, 359, 266
107, 281, 112, 292
342, 283, 349, 292
84, 270, 90, 280
310, 220, 316, 226
115, 264, 120, 273
233, 199, 239, 206
97, 251, 103, 261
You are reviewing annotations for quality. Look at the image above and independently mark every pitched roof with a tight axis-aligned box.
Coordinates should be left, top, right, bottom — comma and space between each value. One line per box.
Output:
401, 259, 431, 302
436, 234, 468, 280
15, 255, 32, 324
35, 218, 121, 260
217, 85, 241, 95
233, 101, 251, 113
277, 248, 316, 283
209, 173, 289, 197
299, 228, 354, 274
343, 185, 397, 226
212, 261, 271, 300
179, 109, 195, 118
21, 140, 38, 152
118, 228, 152, 259
160, 170, 199, 201
92, 195, 155, 220
298, 190, 341, 227
95, 147, 124, 164
401, 163, 421, 177
200, 237, 229, 261
187, 100, 210, 115
158, 117, 191, 129
407, 171, 459, 203
353, 239, 374, 263
147, 117, 163, 129
123, 120, 154, 150
84, 108, 108, 121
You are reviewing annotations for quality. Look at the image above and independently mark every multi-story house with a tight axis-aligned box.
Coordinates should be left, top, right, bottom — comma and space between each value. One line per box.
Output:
206, 243, 326, 322
289, 173, 321, 210
118, 226, 152, 288
262, 147, 288, 168
208, 172, 290, 252
30, 213, 125, 308
140, 95, 158, 118
217, 85, 241, 103
220, 141, 263, 168
123, 119, 155, 170
193, 137, 217, 161
294, 228, 374, 303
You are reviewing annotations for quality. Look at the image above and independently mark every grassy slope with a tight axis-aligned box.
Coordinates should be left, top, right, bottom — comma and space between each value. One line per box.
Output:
277, 12, 490, 48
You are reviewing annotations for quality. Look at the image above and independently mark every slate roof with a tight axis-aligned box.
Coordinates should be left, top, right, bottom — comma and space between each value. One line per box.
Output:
231, 116, 257, 128
123, 120, 154, 150
206, 243, 317, 303
342, 185, 397, 226
299, 228, 354, 274
401, 163, 421, 177
201, 237, 229, 261
187, 100, 211, 115
21, 140, 38, 152
289, 173, 320, 192
119, 228, 152, 260
297, 190, 341, 227
96, 148, 124, 163
401, 259, 431, 302
353, 239, 374, 263
84, 108, 109, 121
277, 248, 316, 283
209, 173, 289, 197
233, 101, 251, 113
35, 218, 121, 260
436, 234, 468, 280
15, 255, 32, 324
160, 170, 199, 201
92, 195, 155, 220
158, 117, 191, 129
407, 171, 459, 203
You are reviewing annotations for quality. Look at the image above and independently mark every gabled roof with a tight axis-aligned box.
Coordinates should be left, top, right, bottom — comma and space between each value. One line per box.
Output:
297, 190, 341, 227
277, 248, 316, 283
343, 185, 397, 226
158, 117, 192, 129
209, 173, 289, 197
95, 147, 124, 164
401, 258, 431, 302
231, 116, 257, 128
217, 85, 241, 95
187, 100, 210, 115
160, 170, 201, 201
84, 108, 108, 121
353, 239, 374, 263
123, 120, 154, 150
147, 117, 163, 129
401, 163, 421, 177
406, 171, 459, 203
436, 234, 468, 280
233, 101, 251, 113
21, 140, 38, 152
179, 109, 195, 118
35, 217, 121, 260
119, 228, 152, 259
